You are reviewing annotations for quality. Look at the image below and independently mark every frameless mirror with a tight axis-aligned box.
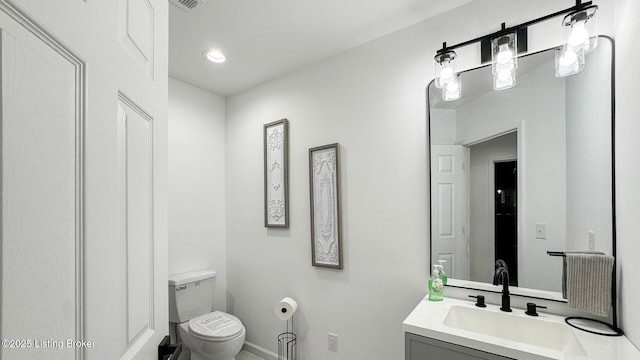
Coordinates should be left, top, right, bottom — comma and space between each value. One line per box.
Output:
428, 37, 614, 298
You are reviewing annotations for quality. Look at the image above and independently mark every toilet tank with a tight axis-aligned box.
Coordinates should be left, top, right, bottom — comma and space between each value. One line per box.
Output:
168, 270, 217, 323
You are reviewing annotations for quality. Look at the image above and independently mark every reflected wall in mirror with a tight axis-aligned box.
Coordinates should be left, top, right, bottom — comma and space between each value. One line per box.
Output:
428, 37, 614, 296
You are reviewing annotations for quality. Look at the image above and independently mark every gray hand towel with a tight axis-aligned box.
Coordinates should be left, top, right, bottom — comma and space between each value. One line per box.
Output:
566, 253, 614, 317
562, 251, 604, 299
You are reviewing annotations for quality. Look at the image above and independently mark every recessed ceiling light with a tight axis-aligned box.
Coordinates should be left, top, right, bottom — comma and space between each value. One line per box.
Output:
204, 49, 226, 63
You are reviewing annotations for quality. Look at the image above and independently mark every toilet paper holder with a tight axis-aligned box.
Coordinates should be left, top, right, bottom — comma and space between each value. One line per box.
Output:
277, 319, 296, 360
276, 297, 297, 360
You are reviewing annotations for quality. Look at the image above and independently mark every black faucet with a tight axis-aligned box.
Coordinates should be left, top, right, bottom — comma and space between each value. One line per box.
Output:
493, 260, 512, 312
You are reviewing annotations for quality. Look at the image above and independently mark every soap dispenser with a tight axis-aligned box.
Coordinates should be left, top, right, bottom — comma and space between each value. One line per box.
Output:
428, 264, 444, 301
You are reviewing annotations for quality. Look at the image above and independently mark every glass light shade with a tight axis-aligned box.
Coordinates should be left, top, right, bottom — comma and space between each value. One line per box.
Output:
491, 33, 517, 90
493, 68, 516, 90
563, 6, 598, 54
442, 74, 461, 101
492, 33, 517, 75
434, 50, 457, 89
555, 44, 585, 77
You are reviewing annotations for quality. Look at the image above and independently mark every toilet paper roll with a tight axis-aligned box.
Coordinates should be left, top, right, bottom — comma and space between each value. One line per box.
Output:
275, 297, 298, 321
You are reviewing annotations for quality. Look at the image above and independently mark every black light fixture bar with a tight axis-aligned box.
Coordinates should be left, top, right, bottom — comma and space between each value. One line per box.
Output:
436, 0, 593, 55
480, 26, 527, 64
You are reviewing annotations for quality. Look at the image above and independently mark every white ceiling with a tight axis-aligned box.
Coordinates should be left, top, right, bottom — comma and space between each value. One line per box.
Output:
169, 0, 474, 96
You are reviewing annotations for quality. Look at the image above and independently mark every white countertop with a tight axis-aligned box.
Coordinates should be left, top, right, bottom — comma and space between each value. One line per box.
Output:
402, 297, 640, 360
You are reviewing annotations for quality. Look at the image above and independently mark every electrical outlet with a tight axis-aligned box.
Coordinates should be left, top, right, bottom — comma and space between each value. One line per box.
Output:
535, 223, 546, 239
328, 333, 338, 352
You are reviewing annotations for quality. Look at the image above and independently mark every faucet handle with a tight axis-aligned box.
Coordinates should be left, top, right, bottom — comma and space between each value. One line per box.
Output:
468, 295, 487, 308
525, 302, 547, 316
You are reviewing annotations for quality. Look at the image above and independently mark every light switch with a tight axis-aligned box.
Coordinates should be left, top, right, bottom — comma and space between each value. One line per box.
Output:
589, 231, 596, 250
536, 223, 546, 239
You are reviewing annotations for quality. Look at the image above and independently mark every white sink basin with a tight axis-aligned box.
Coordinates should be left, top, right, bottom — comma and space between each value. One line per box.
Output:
403, 298, 640, 360
444, 305, 587, 356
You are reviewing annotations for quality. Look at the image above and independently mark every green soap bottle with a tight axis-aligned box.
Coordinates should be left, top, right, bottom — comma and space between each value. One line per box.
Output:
428, 264, 444, 301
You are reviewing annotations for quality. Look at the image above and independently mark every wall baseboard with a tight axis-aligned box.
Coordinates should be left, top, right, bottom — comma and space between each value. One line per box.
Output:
243, 341, 279, 360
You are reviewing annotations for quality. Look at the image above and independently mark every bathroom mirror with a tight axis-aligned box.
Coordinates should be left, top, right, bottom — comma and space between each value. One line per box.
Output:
428, 36, 614, 299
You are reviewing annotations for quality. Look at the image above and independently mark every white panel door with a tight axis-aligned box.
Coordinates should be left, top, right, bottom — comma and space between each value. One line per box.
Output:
431, 145, 468, 278
0, 1, 167, 359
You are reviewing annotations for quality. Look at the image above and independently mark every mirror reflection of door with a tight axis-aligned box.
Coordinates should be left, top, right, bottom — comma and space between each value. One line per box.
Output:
469, 132, 517, 284
430, 145, 468, 280
494, 160, 518, 286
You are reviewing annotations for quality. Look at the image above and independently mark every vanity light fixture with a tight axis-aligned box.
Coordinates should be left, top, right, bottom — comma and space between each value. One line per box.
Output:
563, 4, 598, 53
433, 0, 598, 98
555, 44, 585, 77
434, 46, 461, 101
443, 74, 461, 101
492, 32, 517, 90
556, 2, 598, 77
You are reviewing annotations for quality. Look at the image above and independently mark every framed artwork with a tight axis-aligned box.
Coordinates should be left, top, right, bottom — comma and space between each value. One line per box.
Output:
309, 143, 342, 269
264, 119, 289, 227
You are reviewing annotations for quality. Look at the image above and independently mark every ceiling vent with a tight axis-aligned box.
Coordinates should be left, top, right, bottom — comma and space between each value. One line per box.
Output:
169, 0, 204, 13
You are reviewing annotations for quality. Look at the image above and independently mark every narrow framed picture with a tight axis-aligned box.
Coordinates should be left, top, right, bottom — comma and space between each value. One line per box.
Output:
264, 119, 289, 228
309, 143, 342, 269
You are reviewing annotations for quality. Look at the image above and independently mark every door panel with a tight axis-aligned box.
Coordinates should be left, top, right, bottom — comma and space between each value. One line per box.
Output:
0, 6, 84, 360
117, 0, 168, 357
431, 145, 468, 278
1, 0, 167, 359
119, 0, 154, 78
118, 94, 156, 358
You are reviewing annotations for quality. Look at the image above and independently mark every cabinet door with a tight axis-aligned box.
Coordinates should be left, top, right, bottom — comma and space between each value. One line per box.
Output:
405, 333, 514, 360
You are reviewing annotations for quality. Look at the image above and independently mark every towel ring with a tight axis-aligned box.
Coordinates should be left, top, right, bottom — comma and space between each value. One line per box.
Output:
548, 250, 624, 336
565, 316, 624, 336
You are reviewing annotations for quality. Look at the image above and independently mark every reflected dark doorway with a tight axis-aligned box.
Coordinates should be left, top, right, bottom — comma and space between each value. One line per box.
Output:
495, 161, 518, 286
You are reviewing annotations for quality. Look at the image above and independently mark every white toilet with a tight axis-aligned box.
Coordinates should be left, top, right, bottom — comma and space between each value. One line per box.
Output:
169, 270, 246, 360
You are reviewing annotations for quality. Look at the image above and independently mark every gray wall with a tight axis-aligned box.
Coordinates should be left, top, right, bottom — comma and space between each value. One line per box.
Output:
168, 78, 228, 312
614, 0, 640, 348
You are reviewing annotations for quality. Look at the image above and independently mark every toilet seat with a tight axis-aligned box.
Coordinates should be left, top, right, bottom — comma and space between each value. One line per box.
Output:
189, 311, 244, 342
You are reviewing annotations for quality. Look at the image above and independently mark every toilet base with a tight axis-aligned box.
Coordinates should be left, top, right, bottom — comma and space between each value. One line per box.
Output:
176, 320, 245, 360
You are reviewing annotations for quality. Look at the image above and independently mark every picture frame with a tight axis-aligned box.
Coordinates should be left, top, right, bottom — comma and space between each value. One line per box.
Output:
309, 143, 342, 269
264, 119, 289, 228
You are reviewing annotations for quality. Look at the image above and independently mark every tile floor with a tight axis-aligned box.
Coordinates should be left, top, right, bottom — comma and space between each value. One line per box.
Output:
179, 349, 264, 360
236, 350, 265, 360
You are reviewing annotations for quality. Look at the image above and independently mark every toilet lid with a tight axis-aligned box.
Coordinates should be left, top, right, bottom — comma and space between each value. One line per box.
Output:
189, 311, 243, 341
